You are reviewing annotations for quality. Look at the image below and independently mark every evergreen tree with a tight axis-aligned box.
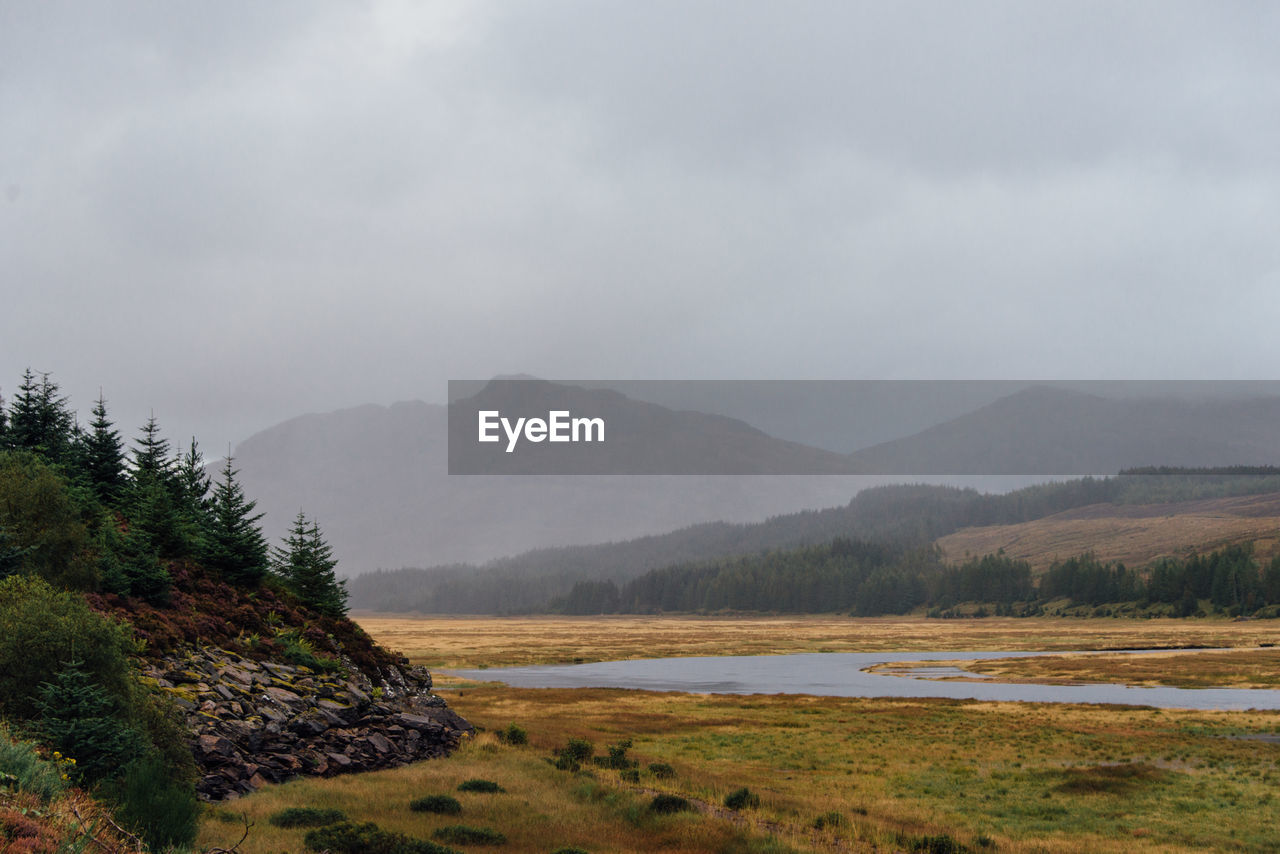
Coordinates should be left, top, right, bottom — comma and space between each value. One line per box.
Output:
273, 511, 347, 617
7, 369, 75, 463
130, 415, 172, 482
35, 660, 141, 785
205, 457, 268, 585
0, 524, 28, 579
127, 469, 192, 560
173, 438, 211, 515
84, 393, 127, 505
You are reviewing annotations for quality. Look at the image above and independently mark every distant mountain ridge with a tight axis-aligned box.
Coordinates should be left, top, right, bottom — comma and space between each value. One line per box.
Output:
232, 381, 1280, 575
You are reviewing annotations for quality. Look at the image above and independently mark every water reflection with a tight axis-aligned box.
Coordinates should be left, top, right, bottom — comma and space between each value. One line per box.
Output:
447, 650, 1280, 711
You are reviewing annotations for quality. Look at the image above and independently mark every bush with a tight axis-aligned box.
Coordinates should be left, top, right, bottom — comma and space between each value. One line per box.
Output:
35, 660, 141, 784
496, 723, 527, 745
277, 628, 343, 673
813, 811, 847, 829
102, 754, 199, 851
269, 806, 349, 827
410, 794, 463, 814
910, 834, 970, 854
648, 794, 694, 814
304, 821, 459, 854
647, 762, 676, 779
0, 726, 67, 801
432, 825, 507, 845
553, 738, 594, 771
457, 778, 504, 793
593, 739, 636, 770
723, 787, 760, 810
550, 849, 591, 854
0, 575, 137, 720
0, 452, 96, 590
620, 768, 640, 783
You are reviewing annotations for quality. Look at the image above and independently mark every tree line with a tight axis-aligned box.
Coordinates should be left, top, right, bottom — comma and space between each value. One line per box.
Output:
552, 539, 1280, 618
0, 369, 346, 615
350, 470, 1280, 615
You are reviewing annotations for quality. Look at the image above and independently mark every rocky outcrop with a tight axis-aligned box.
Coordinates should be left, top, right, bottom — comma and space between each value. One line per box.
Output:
141, 647, 472, 801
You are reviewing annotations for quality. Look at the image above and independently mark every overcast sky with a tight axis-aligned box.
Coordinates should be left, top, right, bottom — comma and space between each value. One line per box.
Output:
3, 1, 1279, 455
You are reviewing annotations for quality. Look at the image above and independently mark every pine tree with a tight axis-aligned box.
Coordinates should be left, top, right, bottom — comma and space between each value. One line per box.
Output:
131, 415, 172, 482
84, 393, 127, 505
7, 369, 75, 463
205, 457, 268, 585
173, 438, 211, 514
35, 660, 141, 785
272, 512, 347, 617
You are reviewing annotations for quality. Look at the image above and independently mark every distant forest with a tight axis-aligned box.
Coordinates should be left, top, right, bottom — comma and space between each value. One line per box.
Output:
558, 540, 1280, 619
350, 470, 1280, 615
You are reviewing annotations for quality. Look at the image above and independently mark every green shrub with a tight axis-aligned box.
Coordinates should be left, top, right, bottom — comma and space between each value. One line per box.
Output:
620, 768, 640, 783
457, 778, 504, 793
277, 628, 343, 673
910, 834, 969, 854
35, 660, 141, 784
433, 825, 507, 846
304, 821, 459, 854
723, 787, 760, 810
0, 452, 96, 590
101, 754, 199, 851
813, 811, 847, 829
647, 762, 676, 779
554, 738, 594, 771
496, 723, 527, 745
0, 574, 137, 720
269, 806, 349, 827
648, 794, 694, 814
410, 794, 463, 814
593, 739, 636, 770
0, 726, 67, 801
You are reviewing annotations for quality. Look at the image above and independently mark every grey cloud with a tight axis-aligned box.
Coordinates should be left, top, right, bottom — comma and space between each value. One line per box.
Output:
2, 1, 1279, 455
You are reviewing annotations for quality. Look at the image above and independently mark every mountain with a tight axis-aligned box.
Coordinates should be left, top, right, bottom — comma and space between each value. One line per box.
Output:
845, 386, 1280, 475
231, 391, 869, 572
233, 382, 1280, 575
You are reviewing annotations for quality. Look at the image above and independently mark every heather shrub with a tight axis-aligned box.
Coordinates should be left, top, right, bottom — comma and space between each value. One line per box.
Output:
269, 806, 348, 827
410, 794, 462, 814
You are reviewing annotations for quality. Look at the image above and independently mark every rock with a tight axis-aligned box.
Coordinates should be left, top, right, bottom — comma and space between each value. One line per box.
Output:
157, 645, 471, 801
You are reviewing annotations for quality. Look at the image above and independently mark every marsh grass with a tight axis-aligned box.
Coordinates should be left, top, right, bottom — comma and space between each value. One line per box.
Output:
355, 615, 1280, 670
201, 617, 1280, 853
949, 647, 1280, 689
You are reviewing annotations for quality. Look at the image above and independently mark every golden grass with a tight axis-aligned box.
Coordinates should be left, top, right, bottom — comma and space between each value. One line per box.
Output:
935, 493, 1280, 571
198, 616, 1280, 853
354, 614, 1280, 669
197, 729, 792, 854
905, 647, 1280, 689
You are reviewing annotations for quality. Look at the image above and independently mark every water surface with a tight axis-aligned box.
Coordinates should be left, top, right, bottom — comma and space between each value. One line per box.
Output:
447, 650, 1280, 711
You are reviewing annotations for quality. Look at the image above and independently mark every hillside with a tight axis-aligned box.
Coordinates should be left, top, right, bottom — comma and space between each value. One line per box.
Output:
937, 492, 1280, 572
0, 372, 469, 848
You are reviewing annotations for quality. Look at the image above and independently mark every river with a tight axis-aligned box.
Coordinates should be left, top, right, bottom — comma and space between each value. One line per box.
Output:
446, 649, 1280, 710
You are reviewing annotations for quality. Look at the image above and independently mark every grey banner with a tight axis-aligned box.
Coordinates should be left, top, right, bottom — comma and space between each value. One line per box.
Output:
447, 379, 1280, 475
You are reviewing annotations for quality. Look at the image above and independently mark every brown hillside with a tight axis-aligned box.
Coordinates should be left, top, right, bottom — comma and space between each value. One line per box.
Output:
936, 492, 1280, 572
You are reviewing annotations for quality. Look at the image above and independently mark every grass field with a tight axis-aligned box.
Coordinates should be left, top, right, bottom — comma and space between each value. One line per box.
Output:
900, 647, 1280, 689
196, 616, 1280, 853
354, 614, 1280, 669
935, 492, 1280, 571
